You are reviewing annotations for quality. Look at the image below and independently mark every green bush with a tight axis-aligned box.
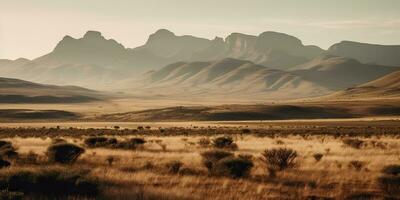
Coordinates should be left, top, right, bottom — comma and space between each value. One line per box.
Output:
46, 143, 85, 164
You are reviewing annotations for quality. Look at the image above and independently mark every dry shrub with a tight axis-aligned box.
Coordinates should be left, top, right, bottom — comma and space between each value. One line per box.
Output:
0, 140, 18, 160
214, 157, 253, 178
342, 138, 365, 149
381, 164, 400, 175
84, 136, 118, 148
0, 167, 98, 198
261, 148, 298, 171
198, 137, 211, 147
0, 159, 10, 169
84, 137, 146, 150
46, 143, 85, 164
200, 150, 253, 178
106, 155, 118, 166
348, 160, 365, 171
166, 160, 183, 174
51, 138, 67, 144
241, 129, 251, 134
377, 175, 400, 196
16, 151, 39, 165
313, 153, 324, 162
200, 149, 233, 173
0, 190, 24, 200
212, 136, 238, 150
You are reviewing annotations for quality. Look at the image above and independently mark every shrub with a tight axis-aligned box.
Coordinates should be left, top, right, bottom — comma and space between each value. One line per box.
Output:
166, 160, 183, 174
106, 155, 115, 166
200, 150, 234, 172
348, 160, 364, 171
51, 138, 67, 144
381, 164, 400, 175
0, 159, 10, 168
214, 157, 253, 178
84, 137, 118, 148
313, 153, 324, 162
261, 148, 298, 171
16, 151, 38, 165
198, 137, 211, 147
342, 138, 364, 149
0, 190, 24, 200
377, 175, 400, 196
241, 129, 251, 134
0, 140, 18, 160
0, 140, 12, 149
116, 137, 146, 149
46, 143, 85, 164
212, 136, 237, 150
0, 168, 98, 198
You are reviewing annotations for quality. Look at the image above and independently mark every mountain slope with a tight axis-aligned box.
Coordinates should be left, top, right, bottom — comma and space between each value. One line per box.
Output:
329, 70, 400, 99
291, 55, 399, 90
135, 58, 330, 100
0, 77, 102, 103
328, 41, 400, 67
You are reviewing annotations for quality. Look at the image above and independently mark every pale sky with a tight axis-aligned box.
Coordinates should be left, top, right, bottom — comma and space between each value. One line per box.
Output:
1, 0, 400, 59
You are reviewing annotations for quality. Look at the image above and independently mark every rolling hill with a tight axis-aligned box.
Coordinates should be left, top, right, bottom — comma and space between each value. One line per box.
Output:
291, 55, 399, 90
0, 77, 103, 103
328, 41, 400, 67
329, 70, 400, 99
132, 58, 331, 100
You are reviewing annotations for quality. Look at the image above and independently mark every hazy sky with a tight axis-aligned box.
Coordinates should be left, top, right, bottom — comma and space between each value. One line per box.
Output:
1, 0, 400, 59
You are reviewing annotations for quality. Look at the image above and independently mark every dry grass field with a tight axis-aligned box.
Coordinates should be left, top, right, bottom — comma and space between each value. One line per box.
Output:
0, 123, 399, 200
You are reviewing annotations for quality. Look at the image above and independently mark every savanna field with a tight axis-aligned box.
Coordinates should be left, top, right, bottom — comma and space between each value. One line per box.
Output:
0, 122, 399, 200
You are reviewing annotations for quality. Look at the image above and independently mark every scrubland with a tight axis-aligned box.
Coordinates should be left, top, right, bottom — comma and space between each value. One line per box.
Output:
0, 124, 399, 200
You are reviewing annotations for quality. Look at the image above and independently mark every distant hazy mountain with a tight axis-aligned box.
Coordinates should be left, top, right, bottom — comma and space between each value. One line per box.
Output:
291, 55, 399, 90
329, 70, 400, 99
1, 29, 399, 100
328, 41, 400, 67
192, 31, 324, 70
0, 77, 102, 103
134, 58, 330, 100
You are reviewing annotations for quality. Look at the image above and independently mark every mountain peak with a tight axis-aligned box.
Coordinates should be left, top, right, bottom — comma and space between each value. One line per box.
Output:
257, 31, 302, 46
153, 29, 175, 37
83, 30, 104, 40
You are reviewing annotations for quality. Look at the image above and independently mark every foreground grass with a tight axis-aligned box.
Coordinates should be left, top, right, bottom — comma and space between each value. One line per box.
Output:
0, 126, 399, 199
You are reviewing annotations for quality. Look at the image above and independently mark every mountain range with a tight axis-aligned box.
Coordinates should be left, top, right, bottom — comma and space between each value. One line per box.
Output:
0, 29, 399, 100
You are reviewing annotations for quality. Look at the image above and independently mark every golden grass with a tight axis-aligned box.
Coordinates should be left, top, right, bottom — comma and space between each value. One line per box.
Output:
2, 131, 399, 199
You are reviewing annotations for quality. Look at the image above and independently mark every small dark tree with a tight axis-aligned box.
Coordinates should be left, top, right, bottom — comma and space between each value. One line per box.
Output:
46, 143, 85, 164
